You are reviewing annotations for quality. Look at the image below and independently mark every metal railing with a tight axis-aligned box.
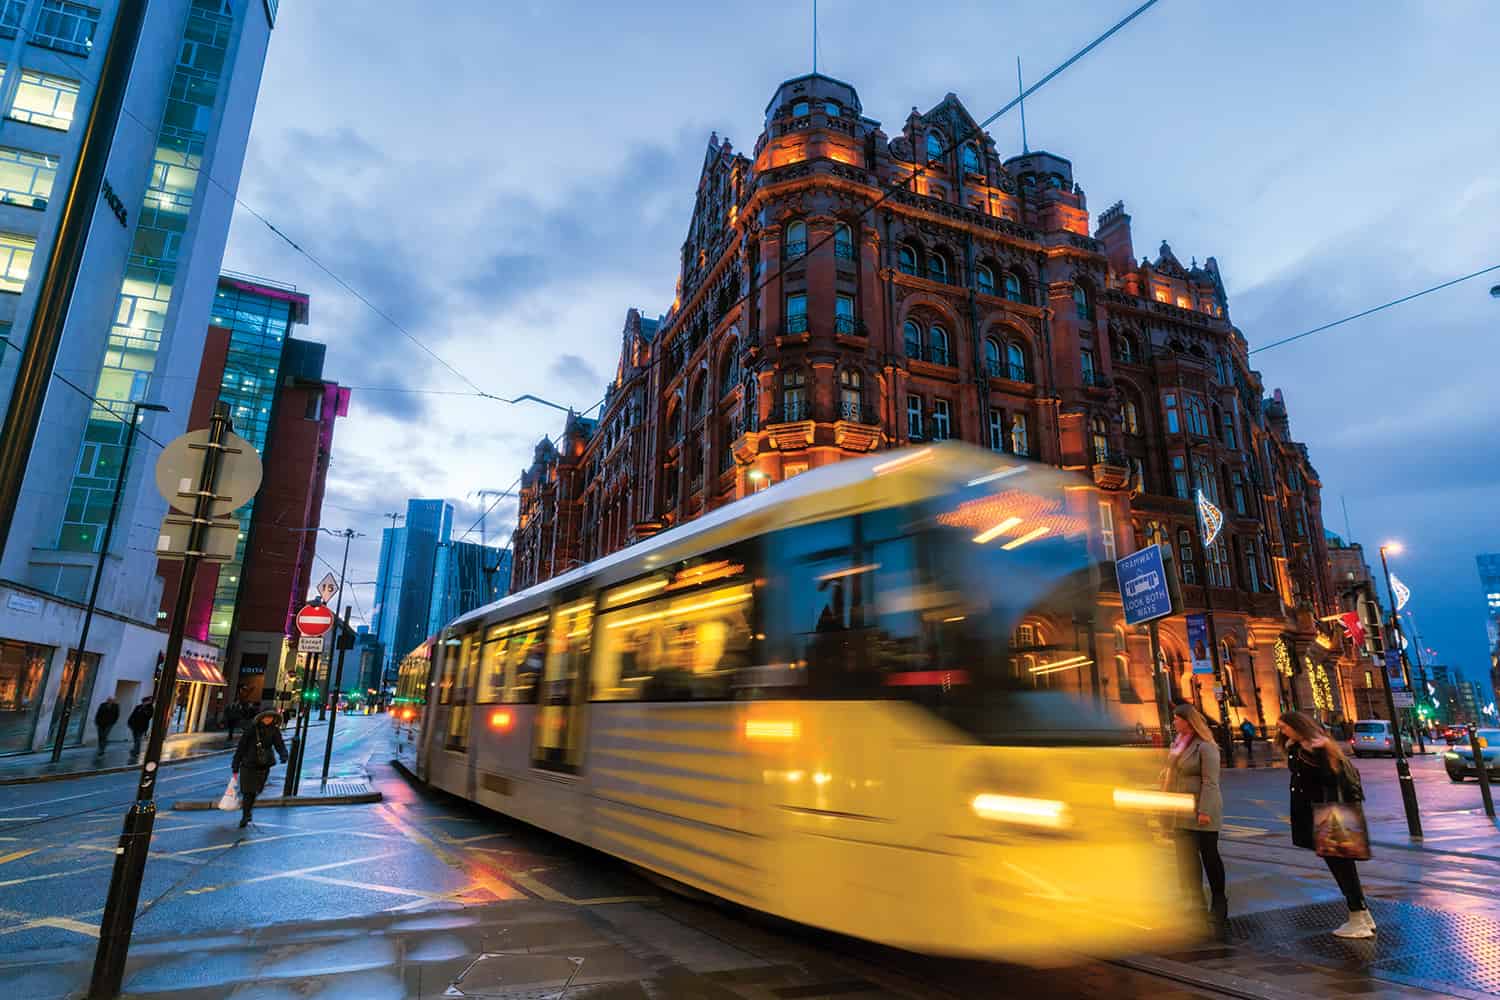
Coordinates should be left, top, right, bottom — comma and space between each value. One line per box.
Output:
784, 241, 807, 260
834, 240, 855, 260
906, 343, 951, 366
785, 313, 808, 335
1082, 369, 1110, 388
838, 400, 877, 423
986, 360, 1030, 382
780, 399, 810, 422
834, 315, 860, 335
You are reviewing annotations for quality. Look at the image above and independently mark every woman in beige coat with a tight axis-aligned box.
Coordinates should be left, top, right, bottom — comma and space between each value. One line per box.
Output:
1163, 703, 1227, 938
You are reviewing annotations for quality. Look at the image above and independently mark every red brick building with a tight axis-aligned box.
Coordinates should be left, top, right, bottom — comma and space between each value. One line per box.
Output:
511, 74, 1349, 731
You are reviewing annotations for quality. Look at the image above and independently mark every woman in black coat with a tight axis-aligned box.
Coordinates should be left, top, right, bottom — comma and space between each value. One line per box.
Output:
1277, 710, 1373, 940
231, 710, 287, 828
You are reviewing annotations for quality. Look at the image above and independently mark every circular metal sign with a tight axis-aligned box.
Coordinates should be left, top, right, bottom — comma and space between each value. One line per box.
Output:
296, 604, 335, 637
154, 429, 263, 514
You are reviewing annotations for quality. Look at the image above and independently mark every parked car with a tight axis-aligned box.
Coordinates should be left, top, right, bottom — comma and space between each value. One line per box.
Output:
1443, 729, 1500, 782
1350, 719, 1413, 757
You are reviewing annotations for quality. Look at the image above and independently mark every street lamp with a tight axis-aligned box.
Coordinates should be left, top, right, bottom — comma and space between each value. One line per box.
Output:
50, 400, 169, 763
1377, 541, 1423, 838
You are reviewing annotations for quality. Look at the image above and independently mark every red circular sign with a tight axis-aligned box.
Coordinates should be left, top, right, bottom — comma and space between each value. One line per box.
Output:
295, 603, 335, 637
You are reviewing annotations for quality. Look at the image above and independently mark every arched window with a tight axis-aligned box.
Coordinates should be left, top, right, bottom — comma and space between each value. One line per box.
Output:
975, 264, 995, 296
824, 101, 840, 116
839, 368, 862, 420
926, 132, 944, 162
926, 251, 949, 284
718, 348, 737, 399
1090, 415, 1110, 463
1073, 283, 1093, 321
928, 325, 949, 366
1186, 396, 1210, 436
961, 144, 981, 174
1121, 399, 1140, 435
903, 320, 922, 359
834, 222, 854, 260
689, 378, 706, 421
984, 337, 1001, 376
1006, 341, 1027, 381
784, 219, 807, 259
792, 100, 809, 118
1002, 271, 1022, 302
782, 369, 806, 422
1115, 332, 1137, 363
897, 244, 918, 275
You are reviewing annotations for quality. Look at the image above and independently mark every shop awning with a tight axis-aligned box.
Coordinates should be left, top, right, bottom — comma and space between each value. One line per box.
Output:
177, 655, 226, 685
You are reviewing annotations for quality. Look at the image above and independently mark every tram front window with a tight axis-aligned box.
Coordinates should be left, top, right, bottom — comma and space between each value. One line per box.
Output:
759, 482, 1124, 744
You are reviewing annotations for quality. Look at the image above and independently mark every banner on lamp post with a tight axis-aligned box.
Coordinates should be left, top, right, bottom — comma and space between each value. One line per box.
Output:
1187, 613, 1214, 674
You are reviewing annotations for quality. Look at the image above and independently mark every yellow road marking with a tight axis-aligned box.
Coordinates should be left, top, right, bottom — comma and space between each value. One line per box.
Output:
0, 907, 102, 939
375, 804, 522, 901
0, 848, 38, 865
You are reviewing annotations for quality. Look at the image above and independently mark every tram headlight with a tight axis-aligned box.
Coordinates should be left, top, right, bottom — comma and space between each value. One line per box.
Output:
970, 793, 1071, 830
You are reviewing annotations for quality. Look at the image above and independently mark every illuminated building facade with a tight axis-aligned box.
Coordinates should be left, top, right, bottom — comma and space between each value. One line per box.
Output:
511, 73, 1343, 732
1479, 553, 1500, 707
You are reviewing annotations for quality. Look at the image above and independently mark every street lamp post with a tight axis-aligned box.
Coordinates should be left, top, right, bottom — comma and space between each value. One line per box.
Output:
1378, 544, 1426, 753
1182, 441, 1235, 763
1377, 543, 1423, 838
49, 400, 168, 762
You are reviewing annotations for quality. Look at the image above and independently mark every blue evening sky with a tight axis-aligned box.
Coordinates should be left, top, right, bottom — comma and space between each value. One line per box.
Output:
220, 1, 1500, 697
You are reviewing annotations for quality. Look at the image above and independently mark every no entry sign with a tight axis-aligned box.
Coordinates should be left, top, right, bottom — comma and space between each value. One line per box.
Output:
295, 603, 335, 637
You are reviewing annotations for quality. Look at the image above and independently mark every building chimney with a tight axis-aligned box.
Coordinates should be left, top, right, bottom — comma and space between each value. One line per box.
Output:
1095, 201, 1134, 276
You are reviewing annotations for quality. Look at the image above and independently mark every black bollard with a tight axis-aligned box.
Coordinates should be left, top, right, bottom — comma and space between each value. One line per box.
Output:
1468, 725, 1495, 819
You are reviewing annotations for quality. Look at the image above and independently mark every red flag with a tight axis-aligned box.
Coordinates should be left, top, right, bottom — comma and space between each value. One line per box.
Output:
1340, 611, 1365, 648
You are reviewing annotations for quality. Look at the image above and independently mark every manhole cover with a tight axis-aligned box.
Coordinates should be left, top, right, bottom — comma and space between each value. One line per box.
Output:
446, 953, 584, 998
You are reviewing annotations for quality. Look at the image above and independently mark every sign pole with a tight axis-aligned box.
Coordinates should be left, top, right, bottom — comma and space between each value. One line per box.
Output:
1376, 553, 1422, 838
89, 402, 232, 999
320, 605, 353, 789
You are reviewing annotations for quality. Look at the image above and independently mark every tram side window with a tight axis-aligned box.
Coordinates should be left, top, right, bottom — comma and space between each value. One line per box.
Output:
533, 599, 593, 771
476, 615, 547, 704
445, 634, 480, 751
760, 508, 990, 700
592, 576, 754, 702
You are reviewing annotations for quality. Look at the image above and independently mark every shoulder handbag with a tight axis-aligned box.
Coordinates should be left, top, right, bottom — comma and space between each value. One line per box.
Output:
1312, 765, 1372, 861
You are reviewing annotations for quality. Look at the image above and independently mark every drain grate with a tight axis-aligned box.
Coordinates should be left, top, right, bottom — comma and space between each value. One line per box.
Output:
303, 780, 370, 797
1232, 899, 1500, 996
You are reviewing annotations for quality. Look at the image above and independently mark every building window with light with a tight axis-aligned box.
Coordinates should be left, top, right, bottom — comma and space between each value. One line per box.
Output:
1121, 399, 1140, 435
8, 70, 79, 130
1164, 392, 1180, 434
839, 368, 862, 420
907, 394, 923, 440
1090, 415, 1109, 463
1010, 412, 1029, 457
0, 232, 35, 293
785, 292, 807, 334
782, 369, 807, 422
1099, 501, 1117, 562
988, 408, 1005, 452
0, 147, 56, 209
33, 1, 99, 55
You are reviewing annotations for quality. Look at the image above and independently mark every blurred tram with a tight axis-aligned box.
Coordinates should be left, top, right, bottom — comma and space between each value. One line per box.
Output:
413, 444, 1192, 961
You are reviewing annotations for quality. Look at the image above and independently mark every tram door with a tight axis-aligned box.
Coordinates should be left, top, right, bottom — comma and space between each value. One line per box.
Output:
533, 598, 593, 773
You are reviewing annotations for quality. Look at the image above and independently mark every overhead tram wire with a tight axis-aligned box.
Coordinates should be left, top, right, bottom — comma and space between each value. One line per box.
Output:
616, 0, 1164, 393
1248, 263, 1500, 355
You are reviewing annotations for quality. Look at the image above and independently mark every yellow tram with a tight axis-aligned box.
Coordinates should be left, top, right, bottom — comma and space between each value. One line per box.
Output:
414, 444, 1193, 961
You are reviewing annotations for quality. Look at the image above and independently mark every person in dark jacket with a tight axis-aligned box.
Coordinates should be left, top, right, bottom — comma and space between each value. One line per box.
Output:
94, 697, 120, 755
1240, 718, 1258, 767
223, 700, 242, 744
126, 697, 153, 757
1277, 710, 1373, 940
231, 710, 287, 828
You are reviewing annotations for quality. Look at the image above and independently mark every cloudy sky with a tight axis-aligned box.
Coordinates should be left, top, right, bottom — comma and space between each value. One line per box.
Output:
220, 1, 1500, 695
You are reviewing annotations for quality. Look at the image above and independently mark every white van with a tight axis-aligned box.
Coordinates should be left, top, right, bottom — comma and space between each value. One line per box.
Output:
1351, 719, 1411, 757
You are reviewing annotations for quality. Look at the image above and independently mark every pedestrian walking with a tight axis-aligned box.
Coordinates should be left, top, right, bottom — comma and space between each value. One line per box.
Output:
93, 696, 120, 755
231, 710, 287, 828
126, 696, 153, 757
1162, 704, 1228, 939
1277, 710, 1374, 939
1240, 718, 1257, 768
223, 699, 242, 744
